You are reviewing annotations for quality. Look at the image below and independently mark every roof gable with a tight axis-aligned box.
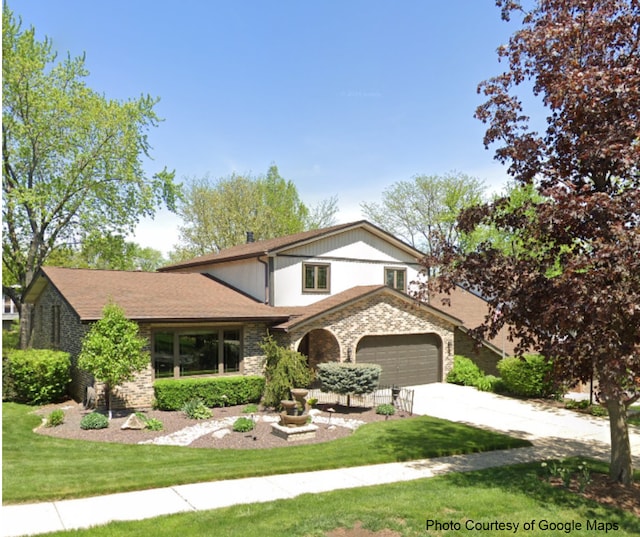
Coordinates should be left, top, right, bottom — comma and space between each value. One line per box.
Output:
273, 285, 462, 331
159, 220, 424, 271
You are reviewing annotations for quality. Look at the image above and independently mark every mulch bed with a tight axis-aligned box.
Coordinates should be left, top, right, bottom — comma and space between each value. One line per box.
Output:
33, 400, 410, 449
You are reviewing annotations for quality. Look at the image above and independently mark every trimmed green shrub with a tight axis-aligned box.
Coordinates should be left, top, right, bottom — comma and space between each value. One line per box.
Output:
233, 417, 255, 432
261, 335, 314, 408
153, 376, 265, 411
45, 409, 65, 427
376, 404, 396, 416
242, 403, 259, 414
80, 412, 109, 430
317, 362, 382, 406
497, 354, 556, 398
182, 398, 213, 420
446, 355, 484, 387
5, 349, 71, 405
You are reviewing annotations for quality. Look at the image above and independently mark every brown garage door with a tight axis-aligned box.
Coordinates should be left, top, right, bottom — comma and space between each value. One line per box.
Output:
356, 333, 441, 386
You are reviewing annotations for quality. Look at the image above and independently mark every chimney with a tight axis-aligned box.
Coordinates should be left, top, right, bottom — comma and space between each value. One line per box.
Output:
246, 231, 254, 243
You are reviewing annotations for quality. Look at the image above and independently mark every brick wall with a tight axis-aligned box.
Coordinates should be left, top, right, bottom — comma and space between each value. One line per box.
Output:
31, 284, 89, 402
283, 292, 456, 381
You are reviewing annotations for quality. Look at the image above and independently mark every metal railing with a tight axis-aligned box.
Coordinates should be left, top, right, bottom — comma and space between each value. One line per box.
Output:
306, 385, 414, 415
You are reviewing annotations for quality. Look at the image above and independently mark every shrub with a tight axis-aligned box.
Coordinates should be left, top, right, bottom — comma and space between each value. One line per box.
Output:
232, 417, 255, 432
446, 355, 484, 387
182, 398, 213, 420
80, 412, 109, 430
475, 374, 501, 392
134, 412, 164, 431
242, 403, 259, 414
144, 418, 164, 431
5, 349, 71, 405
154, 376, 265, 410
376, 403, 396, 416
497, 354, 556, 398
45, 409, 65, 427
261, 335, 314, 408
317, 362, 382, 406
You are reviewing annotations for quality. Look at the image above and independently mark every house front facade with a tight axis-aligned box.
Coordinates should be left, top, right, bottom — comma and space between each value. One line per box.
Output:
25, 221, 462, 409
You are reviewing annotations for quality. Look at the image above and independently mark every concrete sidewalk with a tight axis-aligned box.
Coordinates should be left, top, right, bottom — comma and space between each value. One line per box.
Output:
3, 384, 639, 537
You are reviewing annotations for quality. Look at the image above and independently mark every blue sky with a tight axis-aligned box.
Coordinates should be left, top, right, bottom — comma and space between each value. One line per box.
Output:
10, 1, 520, 255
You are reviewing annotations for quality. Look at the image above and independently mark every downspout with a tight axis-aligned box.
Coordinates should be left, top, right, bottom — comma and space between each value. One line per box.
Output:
258, 256, 270, 305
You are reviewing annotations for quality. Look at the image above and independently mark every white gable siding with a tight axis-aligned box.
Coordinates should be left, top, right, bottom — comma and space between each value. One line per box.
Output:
272, 228, 423, 306
204, 259, 267, 303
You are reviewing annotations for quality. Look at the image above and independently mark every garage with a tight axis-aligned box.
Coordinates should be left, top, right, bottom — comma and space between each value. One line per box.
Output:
356, 333, 442, 386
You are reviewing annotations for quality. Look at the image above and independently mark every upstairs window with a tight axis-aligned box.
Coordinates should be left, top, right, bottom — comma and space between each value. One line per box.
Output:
385, 267, 407, 292
303, 263, 330, 293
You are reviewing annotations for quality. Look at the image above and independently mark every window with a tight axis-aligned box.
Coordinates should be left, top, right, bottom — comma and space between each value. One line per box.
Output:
385, 267, 406, 292
153, 328, 242, 378
303, 263, 330, 292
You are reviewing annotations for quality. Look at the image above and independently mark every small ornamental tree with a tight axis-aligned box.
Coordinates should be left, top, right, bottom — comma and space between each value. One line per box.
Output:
260, 334, 314, 408
317, 363, 382, 407
78, 301, 149, 415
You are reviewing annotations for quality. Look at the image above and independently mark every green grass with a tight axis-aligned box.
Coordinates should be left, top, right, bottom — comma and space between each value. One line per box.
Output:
2, 402, 529, 504
28, 461, 640, 537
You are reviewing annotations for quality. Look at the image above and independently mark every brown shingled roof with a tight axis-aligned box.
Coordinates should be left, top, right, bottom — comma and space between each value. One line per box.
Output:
159, 220, 423, 271
29, 266, 290, 322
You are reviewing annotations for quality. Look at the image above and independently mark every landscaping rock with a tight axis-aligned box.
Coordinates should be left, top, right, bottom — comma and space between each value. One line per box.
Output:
121, 413, 146, 430
212, 428, 231, 440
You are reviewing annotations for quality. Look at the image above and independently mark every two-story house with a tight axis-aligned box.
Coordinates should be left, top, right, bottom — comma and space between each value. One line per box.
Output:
25, 221, 462, 409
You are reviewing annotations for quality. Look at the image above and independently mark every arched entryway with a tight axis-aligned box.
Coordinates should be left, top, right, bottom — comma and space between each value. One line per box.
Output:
297, 328, 340, 371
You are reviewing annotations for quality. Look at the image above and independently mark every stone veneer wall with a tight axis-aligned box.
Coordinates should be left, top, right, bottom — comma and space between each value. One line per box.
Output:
283, 292, 456, 381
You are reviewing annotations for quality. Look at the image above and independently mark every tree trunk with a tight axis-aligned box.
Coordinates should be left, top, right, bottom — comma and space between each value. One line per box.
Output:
605, 397, 633, 485
19, 302, 32, 350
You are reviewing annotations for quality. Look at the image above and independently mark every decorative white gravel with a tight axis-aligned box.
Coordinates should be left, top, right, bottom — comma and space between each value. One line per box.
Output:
138, 413, 366, 446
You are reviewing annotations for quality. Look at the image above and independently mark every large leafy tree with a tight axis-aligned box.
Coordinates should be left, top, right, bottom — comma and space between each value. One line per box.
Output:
176, 164, 338, 257
361, 172, 486, 255
422, 0, 639, 484
2, 5, 180, 345
46, 232, 166, 272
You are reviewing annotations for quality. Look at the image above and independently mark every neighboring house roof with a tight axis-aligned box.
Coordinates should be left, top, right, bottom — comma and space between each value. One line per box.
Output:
273, 285, 463, 332
430, 284, 520, 357
159, 220, 425, 271
25, 266, 290, 323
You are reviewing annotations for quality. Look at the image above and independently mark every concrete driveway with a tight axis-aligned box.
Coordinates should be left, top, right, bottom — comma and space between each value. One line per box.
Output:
408, 382, 640, 465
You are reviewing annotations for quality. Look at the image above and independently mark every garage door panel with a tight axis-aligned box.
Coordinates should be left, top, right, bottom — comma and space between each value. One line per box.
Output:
356, 334, 441, 386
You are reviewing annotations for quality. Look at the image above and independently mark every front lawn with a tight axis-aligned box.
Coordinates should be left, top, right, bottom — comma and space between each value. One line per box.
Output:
23, 461, 640, 537
2, 402, 529, 504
